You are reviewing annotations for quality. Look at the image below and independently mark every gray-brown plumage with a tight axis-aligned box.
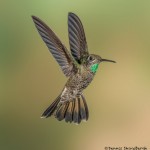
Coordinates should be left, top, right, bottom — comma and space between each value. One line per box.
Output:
32, 12, 116, 124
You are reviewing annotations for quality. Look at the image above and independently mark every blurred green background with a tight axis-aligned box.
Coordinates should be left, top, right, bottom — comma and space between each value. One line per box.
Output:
1, 0, 150, 149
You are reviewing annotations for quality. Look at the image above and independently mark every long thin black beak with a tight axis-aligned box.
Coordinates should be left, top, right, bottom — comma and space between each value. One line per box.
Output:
101, 59, 116, 63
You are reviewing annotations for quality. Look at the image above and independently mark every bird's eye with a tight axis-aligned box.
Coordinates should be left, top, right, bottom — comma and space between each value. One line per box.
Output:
88, 56, 93, 61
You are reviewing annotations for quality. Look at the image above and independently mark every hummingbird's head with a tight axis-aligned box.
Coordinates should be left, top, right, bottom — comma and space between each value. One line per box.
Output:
86, 54, 116, 73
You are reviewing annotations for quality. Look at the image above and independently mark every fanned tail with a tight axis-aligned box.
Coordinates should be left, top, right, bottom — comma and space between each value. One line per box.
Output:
41, 94, 89, 124
55, 94, 89, 124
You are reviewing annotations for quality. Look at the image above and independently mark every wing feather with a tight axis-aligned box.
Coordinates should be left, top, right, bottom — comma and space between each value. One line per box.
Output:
68, 13, 89, 63
32, 16, 76, 77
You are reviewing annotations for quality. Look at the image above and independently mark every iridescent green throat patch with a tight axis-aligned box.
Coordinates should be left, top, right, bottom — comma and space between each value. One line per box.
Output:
90, 64, 99, 73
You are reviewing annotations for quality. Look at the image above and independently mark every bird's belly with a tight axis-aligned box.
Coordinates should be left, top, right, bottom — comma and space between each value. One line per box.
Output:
61, 72, 94, 102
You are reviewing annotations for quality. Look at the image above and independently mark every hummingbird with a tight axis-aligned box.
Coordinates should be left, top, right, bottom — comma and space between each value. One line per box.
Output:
32, 12, 116, 124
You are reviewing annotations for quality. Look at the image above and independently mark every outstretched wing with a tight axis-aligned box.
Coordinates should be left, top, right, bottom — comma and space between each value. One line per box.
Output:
32, 16, 77, 77
68, 12, 89, 64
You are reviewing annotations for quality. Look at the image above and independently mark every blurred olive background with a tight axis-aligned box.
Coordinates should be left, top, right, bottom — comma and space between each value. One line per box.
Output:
1, 0, 150, 149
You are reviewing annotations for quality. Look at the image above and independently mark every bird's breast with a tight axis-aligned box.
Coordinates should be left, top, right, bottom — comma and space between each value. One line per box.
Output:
79, 71, 94, 90
67, 69, 94, 92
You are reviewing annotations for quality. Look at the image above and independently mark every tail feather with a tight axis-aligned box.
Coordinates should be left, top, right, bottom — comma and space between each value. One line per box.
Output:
73, 98, 81, 124
80, 95, 89, 121
41, 94, 89, 124
41, 95, 61, 118
55, 103, 68, 121
65, 101, 74, 123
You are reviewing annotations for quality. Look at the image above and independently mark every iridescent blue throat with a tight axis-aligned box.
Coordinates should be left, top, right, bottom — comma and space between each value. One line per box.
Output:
90, 64, 99, 73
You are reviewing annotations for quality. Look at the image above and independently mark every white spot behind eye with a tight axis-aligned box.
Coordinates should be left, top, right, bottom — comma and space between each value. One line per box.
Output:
88, 56, 93, 61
